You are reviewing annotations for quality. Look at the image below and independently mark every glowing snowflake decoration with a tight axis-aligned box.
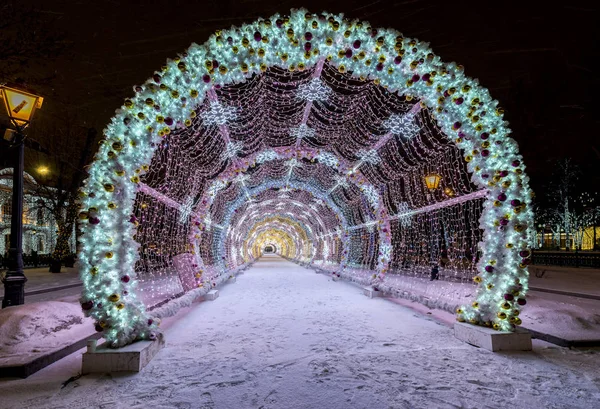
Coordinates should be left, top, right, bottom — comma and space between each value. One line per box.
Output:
285, 158, 300, 168
383, 112, 421, 138
316, 151, 339, 167
362, 185, 380, 208
297, 78, 332, 102
333, 174, 349, 188
396, 202, 413, 227
234, 173, 250, 184
255, 149, 279, 164
178, 195, 195, 224
380, 243, 392, 260
204, 214, 213, 230
201, 101, 238, 126
221, 140, 243, 159
290, 124, 315, 140
207, 180, 227, 197
357, 149, 381, 165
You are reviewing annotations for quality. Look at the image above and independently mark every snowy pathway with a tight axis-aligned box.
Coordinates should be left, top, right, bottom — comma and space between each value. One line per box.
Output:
1, 255, 599, 409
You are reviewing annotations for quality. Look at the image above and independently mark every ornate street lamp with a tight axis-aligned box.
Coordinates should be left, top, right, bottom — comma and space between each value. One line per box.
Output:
424, 173, 441, 190
1, 86, 43, 128
1, 85, 43, 308
423, 172, 442, 264
36, 165, 50, 176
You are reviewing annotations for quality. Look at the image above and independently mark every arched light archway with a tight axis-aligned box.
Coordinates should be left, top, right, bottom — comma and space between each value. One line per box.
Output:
240, 214, 321, 262
79, 9, 533, 346
189, 146, 392, 276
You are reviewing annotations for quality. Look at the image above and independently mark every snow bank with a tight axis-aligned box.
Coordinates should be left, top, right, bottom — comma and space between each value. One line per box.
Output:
528, 265, 600, 296
0, 301, 95, 364
521, 292, 600, 341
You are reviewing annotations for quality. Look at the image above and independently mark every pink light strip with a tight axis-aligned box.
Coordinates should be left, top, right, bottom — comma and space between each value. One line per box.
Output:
138, 183, 182, 209
389, 189, 489, 220
344, 190, 488, 230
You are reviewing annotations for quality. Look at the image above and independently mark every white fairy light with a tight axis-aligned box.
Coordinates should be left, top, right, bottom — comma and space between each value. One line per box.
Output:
333, 174, 349, 188
290, 124, 315, 140
221, 140, 243, 159
208, 180, 227, 197
396, 202, 413, 227
316, 151, 339, 167
383, 112, 421, 139
297, 78, 332, 102
202, 101, 238, 126
178, 195, 195, 224
256, 149, 280, 164
357, 149, 381, 165
362, 185, 380, 208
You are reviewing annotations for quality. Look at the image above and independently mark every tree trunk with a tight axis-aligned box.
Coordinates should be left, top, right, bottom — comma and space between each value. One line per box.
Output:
50, 201, 76, 272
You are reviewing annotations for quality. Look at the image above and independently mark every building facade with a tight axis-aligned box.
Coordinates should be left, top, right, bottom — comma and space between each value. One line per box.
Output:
535, 228, 600, 251
0, 168, 76, 258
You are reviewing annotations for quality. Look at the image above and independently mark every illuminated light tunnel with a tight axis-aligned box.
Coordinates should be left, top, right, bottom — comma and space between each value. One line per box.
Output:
78, 9, 534, 346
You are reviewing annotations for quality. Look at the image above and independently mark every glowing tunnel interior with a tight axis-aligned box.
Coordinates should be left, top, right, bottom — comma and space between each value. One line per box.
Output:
79, 9, 534, 346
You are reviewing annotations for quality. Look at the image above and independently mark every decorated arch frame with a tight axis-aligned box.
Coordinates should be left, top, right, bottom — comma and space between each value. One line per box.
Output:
79, 9, 534, 347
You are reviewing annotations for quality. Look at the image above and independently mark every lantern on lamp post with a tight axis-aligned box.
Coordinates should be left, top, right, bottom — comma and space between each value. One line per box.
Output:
424, 173, 442, 264
1, 85, 44, 308
424, 173, 442, 191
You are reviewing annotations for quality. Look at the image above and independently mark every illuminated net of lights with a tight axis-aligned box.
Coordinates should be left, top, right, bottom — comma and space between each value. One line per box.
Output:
78, 9, 534, 347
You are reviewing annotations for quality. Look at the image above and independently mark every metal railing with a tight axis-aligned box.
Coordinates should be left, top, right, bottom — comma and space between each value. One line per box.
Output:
532, 251, 600, 269
1, 254, 77, 269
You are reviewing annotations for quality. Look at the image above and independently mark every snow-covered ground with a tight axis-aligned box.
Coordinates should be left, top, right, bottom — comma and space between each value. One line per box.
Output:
314, 262, 600, 342
0, 255, 598, 409
0, 302, 95, 367
528, 265, 600, 296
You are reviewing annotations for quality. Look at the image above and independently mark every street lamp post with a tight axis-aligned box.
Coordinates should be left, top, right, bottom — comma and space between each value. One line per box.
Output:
423, 173, 442, 266
1, 85, 43, 308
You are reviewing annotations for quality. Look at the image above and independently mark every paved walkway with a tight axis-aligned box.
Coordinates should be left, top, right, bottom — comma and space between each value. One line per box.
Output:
21, 267, 81, 292
1, 255, 598, 409
0, 266, 81, 303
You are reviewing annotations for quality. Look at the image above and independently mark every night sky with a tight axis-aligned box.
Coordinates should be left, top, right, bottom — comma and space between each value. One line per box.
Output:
2, 0, 599, 193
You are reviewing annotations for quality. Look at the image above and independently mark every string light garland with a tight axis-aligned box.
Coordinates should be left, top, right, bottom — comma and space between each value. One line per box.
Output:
78, 9, 534, 347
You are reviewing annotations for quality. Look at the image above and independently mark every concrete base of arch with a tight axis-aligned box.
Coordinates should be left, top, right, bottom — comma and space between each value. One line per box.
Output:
203, 289, 220, 301
363, 287, 383, 299
454, 322, 532, 352
82, 333, 165, 374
